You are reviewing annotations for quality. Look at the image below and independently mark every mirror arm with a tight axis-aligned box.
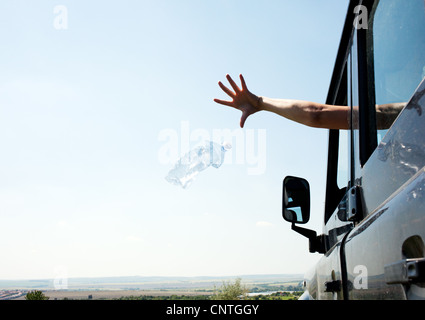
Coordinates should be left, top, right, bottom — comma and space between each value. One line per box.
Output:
291, 223, 327, 254
291, 223, 316, 239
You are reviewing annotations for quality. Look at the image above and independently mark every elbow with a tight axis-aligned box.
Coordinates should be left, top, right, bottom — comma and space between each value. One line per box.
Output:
301, 104, 349, 129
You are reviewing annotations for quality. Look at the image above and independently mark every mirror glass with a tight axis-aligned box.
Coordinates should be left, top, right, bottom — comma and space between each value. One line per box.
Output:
282, 176, 310, 224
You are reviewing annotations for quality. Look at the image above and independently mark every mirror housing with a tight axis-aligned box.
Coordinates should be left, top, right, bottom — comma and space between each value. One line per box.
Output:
282, 176, 310, 224
282, 176, 327, 254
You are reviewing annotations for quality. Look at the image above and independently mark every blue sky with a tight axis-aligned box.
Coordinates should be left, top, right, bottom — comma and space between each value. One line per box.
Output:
0, 0, 348, 280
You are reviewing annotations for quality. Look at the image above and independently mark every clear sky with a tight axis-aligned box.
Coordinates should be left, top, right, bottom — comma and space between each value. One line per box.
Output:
0, 0, 348, 280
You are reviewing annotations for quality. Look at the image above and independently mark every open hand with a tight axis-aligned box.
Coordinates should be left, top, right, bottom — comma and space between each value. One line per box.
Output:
214, 74, 261, 128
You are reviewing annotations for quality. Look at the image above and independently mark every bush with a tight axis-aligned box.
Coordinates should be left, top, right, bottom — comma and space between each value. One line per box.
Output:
25, 290, 49, 300
210, 278, 248, 300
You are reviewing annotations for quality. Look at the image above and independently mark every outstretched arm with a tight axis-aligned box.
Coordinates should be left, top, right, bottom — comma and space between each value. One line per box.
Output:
214, 74, 350, 129
214, 74, 406, 130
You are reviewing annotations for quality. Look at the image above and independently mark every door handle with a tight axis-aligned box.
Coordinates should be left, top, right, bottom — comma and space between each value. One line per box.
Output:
324, 280, 341, 292
385, 258, 425, 284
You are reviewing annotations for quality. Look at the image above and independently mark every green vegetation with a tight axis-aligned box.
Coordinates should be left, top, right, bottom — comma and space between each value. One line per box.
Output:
115, 278, 304, 301
25, 290, 49, 300
248, 291, 303, 300
249, 283, 303, 293
18, 278, 304, 300
116, 294, 208, 300
211, 278, 248, 300
115, 291, 302, 301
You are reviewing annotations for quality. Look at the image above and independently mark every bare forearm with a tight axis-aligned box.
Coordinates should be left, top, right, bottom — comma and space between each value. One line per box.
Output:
258, 97, 350, 129
376, 102, 406, 129
215, 74, 349, 129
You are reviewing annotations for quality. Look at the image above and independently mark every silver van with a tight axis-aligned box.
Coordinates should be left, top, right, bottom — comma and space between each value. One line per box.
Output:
282, 0, 425, 300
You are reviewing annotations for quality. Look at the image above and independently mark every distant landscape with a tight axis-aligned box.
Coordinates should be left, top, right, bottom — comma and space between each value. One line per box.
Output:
0, 274, 304, 300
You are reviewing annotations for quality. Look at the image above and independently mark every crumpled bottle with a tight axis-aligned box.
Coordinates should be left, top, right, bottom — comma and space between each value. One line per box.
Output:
165, 140, 232, 189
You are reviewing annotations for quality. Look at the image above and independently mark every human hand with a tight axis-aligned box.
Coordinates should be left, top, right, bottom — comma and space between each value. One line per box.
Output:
214, 74, 261, 128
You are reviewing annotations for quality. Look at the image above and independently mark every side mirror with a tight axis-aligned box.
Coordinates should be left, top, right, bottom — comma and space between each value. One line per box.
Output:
282, 176, 310, 224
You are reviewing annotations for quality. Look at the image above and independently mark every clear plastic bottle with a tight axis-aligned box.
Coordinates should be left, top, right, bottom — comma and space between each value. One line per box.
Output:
165, 140, 232, 189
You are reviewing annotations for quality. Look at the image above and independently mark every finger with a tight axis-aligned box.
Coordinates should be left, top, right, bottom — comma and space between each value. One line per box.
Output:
218, 81, 236, 98
213, 98, 234, 107
239, 74, 248, 91
226, 74, 241, 93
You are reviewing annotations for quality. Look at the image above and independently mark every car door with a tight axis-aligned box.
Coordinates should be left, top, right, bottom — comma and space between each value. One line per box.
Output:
342, 0, 425, 299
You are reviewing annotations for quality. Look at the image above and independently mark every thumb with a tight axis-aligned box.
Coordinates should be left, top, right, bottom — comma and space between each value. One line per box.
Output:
240, 111, 249, 128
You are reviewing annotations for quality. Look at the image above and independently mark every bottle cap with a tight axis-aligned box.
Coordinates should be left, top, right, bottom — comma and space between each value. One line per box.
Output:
222, 141, 232, 150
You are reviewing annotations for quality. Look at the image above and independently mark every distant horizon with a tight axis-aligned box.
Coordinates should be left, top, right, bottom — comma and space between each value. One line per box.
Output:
0, 273, 304, 292
0, 272, 304, 282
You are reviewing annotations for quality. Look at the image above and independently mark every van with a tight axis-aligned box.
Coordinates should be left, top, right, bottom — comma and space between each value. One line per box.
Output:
282, 0, 425, 299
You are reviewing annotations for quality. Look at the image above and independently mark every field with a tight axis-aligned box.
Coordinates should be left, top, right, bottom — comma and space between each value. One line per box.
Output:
13, 289, 212, 300
1, 274, 304, 300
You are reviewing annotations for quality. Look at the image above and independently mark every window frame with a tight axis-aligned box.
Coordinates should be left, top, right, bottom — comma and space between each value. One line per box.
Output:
324, 0, 386, 223
357, 0, 378, 166
323, 1, 359, 224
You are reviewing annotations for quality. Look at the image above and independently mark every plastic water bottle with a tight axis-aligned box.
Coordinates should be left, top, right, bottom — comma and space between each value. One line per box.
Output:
165, 140, 232, 189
